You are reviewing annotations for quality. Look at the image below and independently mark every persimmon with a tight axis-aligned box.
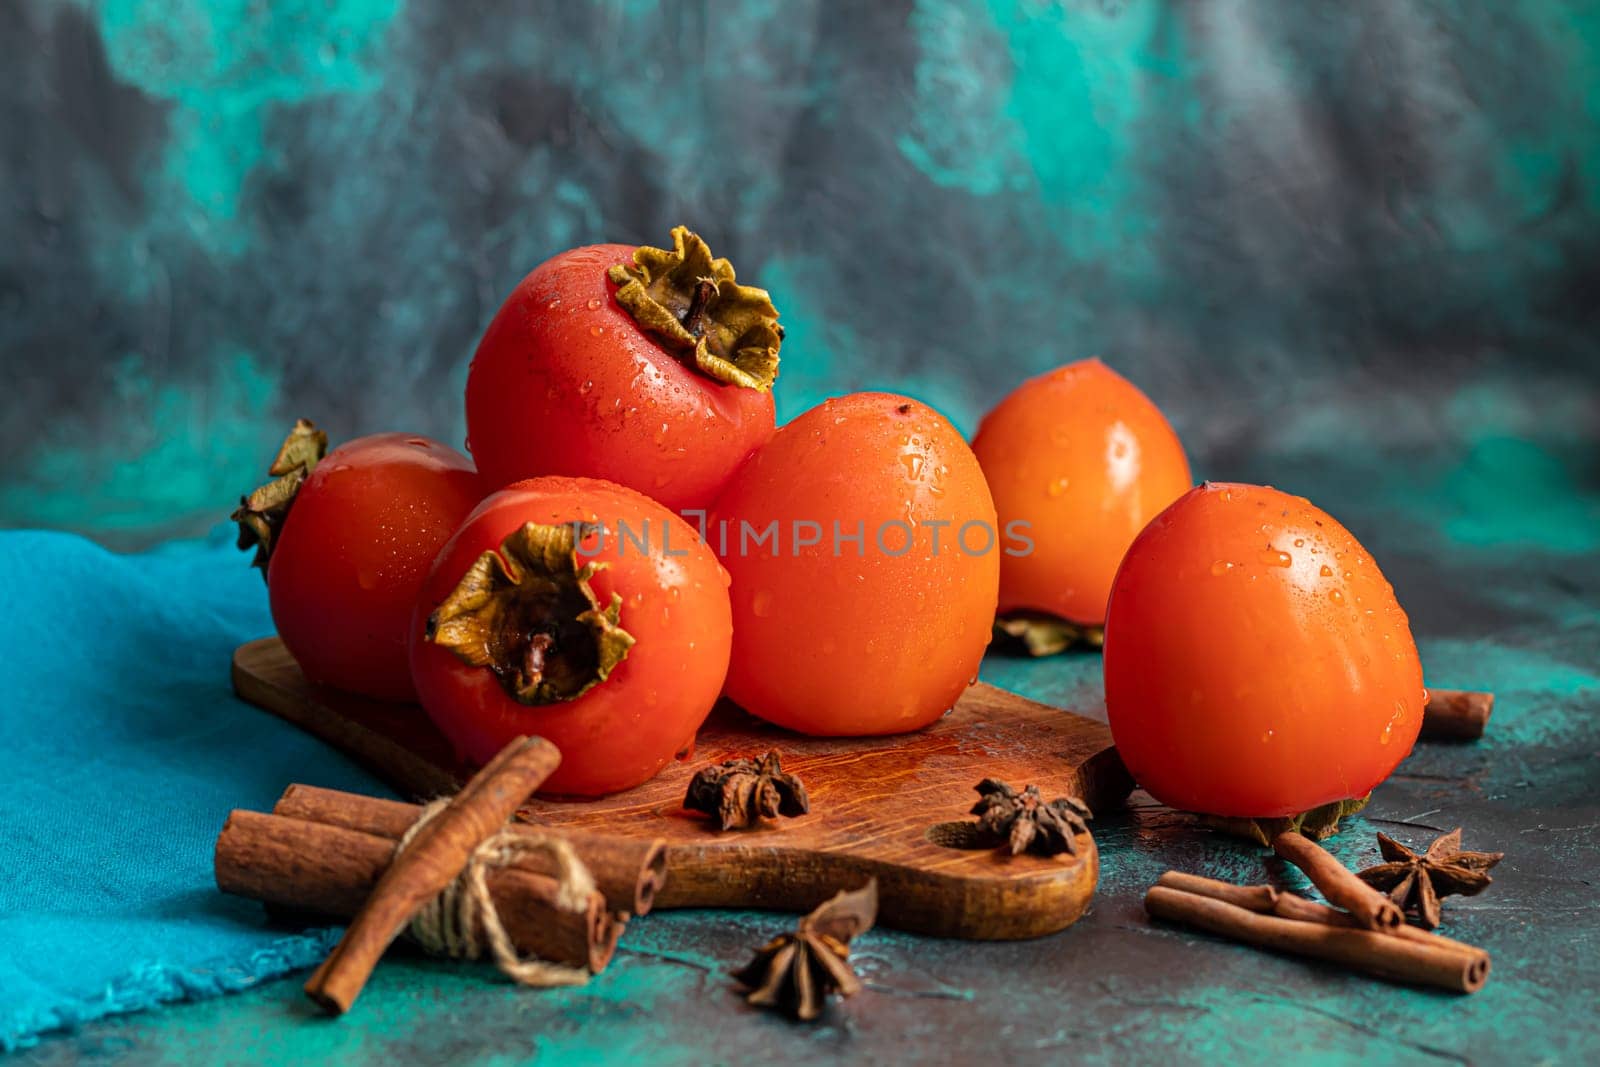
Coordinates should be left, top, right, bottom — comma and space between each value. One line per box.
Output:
233, 421, 482, 703
1102, 482, 1426, 818
465, 227, 780, 511
409, 476, 732, 796
710, 393, 1001, 735
972, 359, 1190, 648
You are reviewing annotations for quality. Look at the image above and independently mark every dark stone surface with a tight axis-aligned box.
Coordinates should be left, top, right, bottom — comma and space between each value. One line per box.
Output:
4, 1, 1598, 1061
14, 501, 1600, 1063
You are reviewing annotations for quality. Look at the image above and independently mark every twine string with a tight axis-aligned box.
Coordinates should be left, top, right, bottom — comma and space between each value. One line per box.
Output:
396, 798, 596, 987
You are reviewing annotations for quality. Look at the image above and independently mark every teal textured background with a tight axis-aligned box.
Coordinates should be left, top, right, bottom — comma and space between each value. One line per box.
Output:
3, 1, 1599, 1063
2, 0, 1597, 543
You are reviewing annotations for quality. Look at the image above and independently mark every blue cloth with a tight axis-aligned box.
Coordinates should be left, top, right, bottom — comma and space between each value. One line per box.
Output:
0, 528, 386, 1050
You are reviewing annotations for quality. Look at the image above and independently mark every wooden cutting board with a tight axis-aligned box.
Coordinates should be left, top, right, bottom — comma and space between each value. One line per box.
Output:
232, 636, 1132, 940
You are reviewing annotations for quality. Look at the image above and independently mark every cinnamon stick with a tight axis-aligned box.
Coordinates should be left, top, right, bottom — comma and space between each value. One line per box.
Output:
303, 735, 561, 1014
1271, 891, 1488, 964
1272, 830, 1403, 931
274, 784, 667, 917
1155, 871, 1279, 912
1144, 886, 1487, 993
1154, 871, 1489, 969
217, 810, 620, 974
1421, 689, 1494, 741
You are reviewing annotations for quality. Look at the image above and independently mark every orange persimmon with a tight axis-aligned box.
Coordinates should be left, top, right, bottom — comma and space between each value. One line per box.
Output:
1103, 482, 1426, 817
973, 358, 1191, 630
710, 393, 1000, 735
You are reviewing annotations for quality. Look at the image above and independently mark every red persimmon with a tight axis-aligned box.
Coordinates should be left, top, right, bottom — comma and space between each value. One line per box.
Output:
409, 476, 732, 796
466, 227, 781, 512
234, 421, 482, 702
973, 358, 1191, 636
1103, 482, 1426, 818
710, 393, 1000, 735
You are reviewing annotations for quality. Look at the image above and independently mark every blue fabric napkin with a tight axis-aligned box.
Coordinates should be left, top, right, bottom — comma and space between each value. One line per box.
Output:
0, 528, 387, 1050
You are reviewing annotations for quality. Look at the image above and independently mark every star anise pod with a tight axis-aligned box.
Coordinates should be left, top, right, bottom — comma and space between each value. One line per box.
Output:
970, 779, 1092, 857
1356, 828, 1504, 929
684, 750, 809, 830
733, 879, 877, 1021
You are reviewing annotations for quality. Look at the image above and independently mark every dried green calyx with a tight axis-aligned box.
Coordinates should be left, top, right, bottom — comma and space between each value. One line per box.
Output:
607, 226, 782, 391
1198, 794, 1371, 847
232, 418, 329, 573
993, 611, 1105, 657
425, 522, 635, 705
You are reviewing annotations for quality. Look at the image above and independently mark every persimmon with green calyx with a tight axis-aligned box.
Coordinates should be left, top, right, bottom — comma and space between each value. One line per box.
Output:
410, 476, 733, 796
466, 227, 782, 511
1102, 482, 1426, 832
709, 393, 1001, 735
973, 358, 1191, 654
233, 421, 483, 703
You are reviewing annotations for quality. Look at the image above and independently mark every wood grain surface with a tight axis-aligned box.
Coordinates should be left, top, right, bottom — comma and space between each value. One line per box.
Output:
232, 636, 1133, 939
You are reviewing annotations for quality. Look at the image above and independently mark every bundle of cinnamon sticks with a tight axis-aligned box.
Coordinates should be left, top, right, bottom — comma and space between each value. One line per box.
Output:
1146, 830, 1490, 994
214, 736, 667, 1012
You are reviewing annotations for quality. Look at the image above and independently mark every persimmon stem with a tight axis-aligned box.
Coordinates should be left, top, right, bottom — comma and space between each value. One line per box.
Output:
681, 279, 717, 339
